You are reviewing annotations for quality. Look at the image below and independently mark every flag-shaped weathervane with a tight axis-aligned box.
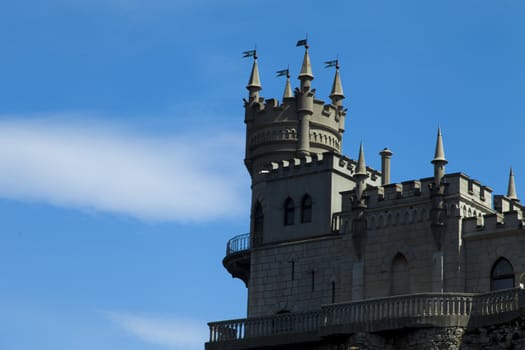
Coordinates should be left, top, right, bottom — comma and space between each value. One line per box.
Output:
324, 59, 338, 68
296, 39, 308, 47
276, 68, 289, 77
242, 49, 257, 58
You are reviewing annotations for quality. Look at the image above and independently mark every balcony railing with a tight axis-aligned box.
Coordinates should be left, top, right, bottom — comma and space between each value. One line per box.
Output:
207, 288, 524, 345
226, 233, 250, 256
208, 311, 320, 343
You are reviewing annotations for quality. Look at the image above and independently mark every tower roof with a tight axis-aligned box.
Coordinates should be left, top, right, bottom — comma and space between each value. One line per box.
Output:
431, 128, 448, 165
298, 47, 314, 81
246, 56, 262, 91
507, 167, 518, 200
356, 143, 367, 176
329, 64, 344, 100
283, 73, 293, 99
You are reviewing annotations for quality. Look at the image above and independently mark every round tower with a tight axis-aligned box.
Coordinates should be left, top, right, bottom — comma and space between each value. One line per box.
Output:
243, 45, 347, 178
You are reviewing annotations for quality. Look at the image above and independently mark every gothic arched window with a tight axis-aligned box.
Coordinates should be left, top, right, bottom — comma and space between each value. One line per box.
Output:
252, 202, 264, 246
391, 253, 410, 295
301, 195, 312, 223
491, 258, 514, 291
284, 198, 295, 226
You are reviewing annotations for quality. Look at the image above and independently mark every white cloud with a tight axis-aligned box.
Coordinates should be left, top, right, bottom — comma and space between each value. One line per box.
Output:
0, 116, 247, 222
104, 311, 207, 350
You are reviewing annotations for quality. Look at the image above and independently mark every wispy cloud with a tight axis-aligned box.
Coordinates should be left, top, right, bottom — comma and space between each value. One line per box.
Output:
0, 116, 247, 222
104, 311, 207, 350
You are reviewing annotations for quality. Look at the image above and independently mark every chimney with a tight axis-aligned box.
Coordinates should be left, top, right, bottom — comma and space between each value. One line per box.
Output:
379, 148, 393, 185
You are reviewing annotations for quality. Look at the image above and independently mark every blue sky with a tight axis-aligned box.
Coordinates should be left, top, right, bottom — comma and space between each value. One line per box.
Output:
1, 1, 524, 349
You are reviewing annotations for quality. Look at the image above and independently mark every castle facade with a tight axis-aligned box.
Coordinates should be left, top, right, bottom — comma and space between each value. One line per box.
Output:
206, 44, 525, 350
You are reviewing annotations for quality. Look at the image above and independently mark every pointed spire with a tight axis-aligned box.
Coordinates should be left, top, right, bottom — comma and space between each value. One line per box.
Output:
283, 71, 293, 99
507, 167, 518, 200
329, 62, 344, 104
246, 55, 261, 91
431, 128, 448, 165
246, 52, 261, 102
356, 143, 367, 176
298, 46, 314, 85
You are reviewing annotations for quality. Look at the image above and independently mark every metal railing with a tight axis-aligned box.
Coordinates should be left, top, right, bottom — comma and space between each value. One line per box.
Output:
208, 288, 524, 343
226, 233, 250, 256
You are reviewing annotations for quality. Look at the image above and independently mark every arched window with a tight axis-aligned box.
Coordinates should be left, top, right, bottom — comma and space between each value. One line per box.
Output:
491, 258, 514, 291
391, 253, 410, 295
252, 202, 264, 246
301, 195, 312, 223
284, 198, 295, 226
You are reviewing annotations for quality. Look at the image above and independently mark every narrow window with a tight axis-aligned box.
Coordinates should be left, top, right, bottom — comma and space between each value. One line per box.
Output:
331, 281, 336, 303
391, 253, 410, 295
491, 258, 514, 291
311, 270, 315, 292
284, 198, 295, 225
252, 202, 264, 246
301, 195, 312, 223
290, 260, 295, 281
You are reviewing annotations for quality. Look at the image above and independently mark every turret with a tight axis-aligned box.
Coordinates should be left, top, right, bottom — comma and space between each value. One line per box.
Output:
246, 51, 261, 103
431, 128, 448, 186
507, 167, 519, 201
354, 143, 368, 204
329, 60, 344, 107
283, 70, 293, 99
429, 128, 448, 253
296, 43, 315, 157
242, 43, 347, 179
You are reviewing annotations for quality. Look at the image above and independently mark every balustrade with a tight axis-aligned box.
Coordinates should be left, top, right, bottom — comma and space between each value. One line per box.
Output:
208, 288, 524, 344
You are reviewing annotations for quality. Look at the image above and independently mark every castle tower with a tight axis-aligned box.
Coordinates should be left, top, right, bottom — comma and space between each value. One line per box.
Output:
243, 44, 347, 178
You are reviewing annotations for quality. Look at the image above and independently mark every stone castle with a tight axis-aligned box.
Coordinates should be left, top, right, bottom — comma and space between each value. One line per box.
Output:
206, 43, 525, 349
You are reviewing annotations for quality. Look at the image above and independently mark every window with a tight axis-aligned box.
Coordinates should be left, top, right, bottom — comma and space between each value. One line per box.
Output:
331, 281, 336, 303
391, 253, 410, 295
252, 202, 264, 246
301, 195, 312, 223
491, 258, 514, 291
284, 198, 295, 225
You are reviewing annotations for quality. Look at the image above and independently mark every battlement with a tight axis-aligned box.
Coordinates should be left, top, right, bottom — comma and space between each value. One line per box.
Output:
463, 211, 525, 236
494, 195, 523, 214
245, 96, 345, 131
339, 173, 495, 215
255, 152, 381, 184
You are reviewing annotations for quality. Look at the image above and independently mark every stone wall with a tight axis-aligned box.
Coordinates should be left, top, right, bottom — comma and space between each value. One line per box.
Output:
321, 317, 525, 350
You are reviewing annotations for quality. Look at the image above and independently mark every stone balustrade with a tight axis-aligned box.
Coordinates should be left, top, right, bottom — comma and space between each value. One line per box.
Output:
207, 288, 524, 346
208, 311, 320, 343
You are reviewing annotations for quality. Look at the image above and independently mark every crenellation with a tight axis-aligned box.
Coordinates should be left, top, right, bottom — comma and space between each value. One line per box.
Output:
462, 211, 525, 235
383, 183, 403, 200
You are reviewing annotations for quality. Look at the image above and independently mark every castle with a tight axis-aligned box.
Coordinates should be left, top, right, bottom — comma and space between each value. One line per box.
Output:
206, 43, 525, 349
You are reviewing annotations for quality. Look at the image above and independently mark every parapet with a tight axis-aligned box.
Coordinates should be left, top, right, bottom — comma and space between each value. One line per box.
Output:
494, 195, 523, 214
255, 152, 380, 184
463, 211, 524, 236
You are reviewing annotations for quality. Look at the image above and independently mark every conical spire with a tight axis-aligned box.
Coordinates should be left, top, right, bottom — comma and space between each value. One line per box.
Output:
507, 167, 518, 200
246, 56, 261, 91
298, 46, 314, 82
431, 128, 448, 165
283, 71, 293, 99
356, 143, 367, 176
329, 62, 344, 103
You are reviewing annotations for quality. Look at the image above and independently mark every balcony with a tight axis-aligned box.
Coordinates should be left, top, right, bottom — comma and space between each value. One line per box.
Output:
206, 288, 525, 350
223, 233, 251, 286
